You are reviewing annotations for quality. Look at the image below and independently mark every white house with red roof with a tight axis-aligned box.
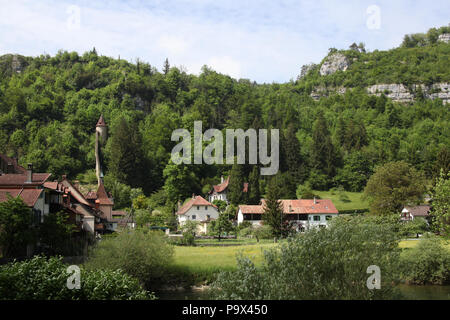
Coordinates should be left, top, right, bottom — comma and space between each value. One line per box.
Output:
208, 176, 248, 204
176, 195, 219, 234
237, 198, 339, 231
401, 205, 431, 221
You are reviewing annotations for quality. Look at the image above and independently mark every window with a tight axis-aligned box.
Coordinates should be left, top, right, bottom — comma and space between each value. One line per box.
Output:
192, 215, 196, 220
314, 216, 320, 221
207, 215, 210, 219
326, 216, 332, 221
197, 206, 200, 210
205, 206, 207, 210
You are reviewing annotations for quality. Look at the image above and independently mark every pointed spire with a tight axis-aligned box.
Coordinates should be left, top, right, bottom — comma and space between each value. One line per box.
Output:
96, 115, 107, 127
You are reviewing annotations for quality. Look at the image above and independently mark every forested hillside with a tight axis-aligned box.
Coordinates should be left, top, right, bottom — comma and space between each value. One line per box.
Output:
0, 26, 449, 209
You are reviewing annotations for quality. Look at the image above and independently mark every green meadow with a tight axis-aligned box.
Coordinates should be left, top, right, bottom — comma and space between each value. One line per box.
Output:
313, 190, 369, 211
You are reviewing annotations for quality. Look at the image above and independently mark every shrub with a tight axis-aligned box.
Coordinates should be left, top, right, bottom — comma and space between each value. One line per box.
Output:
400, 237, 450, 285
211, 216, 402, 300
0, 255, 153, 300
253, 225, 274, 240
85, 229, 174, 290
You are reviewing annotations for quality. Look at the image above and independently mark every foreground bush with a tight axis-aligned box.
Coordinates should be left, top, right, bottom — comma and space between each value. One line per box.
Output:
400, 237, 450, 285
0, 256, 153, 300
85, 229, 174, 290
211, 216, 402, 300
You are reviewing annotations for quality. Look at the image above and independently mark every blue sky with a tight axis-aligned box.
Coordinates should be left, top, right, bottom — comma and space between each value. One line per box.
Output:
0, 0, 449, 83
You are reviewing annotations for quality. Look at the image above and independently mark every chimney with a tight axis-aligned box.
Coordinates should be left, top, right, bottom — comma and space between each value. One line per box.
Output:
313, 197, 317, 205
26, 163, 33, 183
221, 175, 224, 183
192, 193, 195, 199
7, 162, 14, 174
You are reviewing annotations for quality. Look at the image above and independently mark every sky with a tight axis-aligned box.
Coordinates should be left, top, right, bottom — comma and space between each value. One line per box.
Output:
0, 0, 449, 83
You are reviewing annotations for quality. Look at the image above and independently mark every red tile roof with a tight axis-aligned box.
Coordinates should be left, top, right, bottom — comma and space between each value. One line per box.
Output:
96, 182, 113, 205
0, 173, 51, 186
176, 195, 217, 215
85, 191, 97, 200
0, 154, 26, 174
403, 205, 431, 217
0, 188, 43, 207
211, 176, 248, 194
239, 199, 339, 215
238, 205, 265, 214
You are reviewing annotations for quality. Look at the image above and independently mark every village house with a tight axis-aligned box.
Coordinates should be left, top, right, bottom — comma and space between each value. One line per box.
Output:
237, 198, 339, 231
208, 176, 248, 204
401, 205, 432, 222
0, 158, 105, 234
176, 195, 219, 234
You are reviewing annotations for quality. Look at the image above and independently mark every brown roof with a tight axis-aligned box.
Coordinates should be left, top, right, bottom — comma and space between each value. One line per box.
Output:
96, 182, 113, 205
0, 173, 51, 186
239, 199, 339, 215
0, 188, 43, 207
96, 115, 107, 127
403, 205, 431, 217
85, 191, 97, 200
211, 176, 248, 194
176, 195, 218, 215
238, 205, 265, 214
0, 154, 26, 174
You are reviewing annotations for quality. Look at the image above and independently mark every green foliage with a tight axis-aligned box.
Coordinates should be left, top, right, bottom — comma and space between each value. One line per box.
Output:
211, 216, 402, 300
0, 196, 35, 258
38, 211, 76, 256
212, 199, 227, 213
262, 177, 285, 238
0, 27, 448, 199
0, 255, 153, 300
85, 229, 174, 290
430, 170, 450, 236
228, 163, 245, 206
252, 225, 273, 241
247, 166, 261, 205
296, 182, 320, 199
400, 218, 429, 238
209, 212, 234, 240
364, 161, 427, 215
400, 236, 450, 285
180, 220, 199, 246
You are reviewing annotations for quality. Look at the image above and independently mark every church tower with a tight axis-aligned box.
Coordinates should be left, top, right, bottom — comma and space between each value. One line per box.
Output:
95, 115, 107, 186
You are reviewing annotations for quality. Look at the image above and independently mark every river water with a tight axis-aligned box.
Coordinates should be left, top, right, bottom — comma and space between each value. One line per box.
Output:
157, 285, 450, 300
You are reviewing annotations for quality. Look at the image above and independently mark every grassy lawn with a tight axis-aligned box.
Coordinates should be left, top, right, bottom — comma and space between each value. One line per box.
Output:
313, 190, 369, 211
399, 239, 450, 250
171, 242, 276, 279
194, 238, 274, 245
165, 242, 278, 286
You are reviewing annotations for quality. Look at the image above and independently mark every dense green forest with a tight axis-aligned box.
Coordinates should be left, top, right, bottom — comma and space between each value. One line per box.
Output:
0, 26, 449, 210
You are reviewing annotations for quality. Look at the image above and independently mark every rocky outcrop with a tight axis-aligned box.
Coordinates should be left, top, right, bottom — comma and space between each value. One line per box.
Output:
319, 53, 350, 76
297, 63, 317, 80
438, 33, 450, 43
11, 55, 23, 73
310, 83, 450, 104
367, 83, 450, 104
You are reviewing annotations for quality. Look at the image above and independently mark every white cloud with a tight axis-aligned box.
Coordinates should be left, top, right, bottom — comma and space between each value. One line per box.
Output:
207, 56, 241, 79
